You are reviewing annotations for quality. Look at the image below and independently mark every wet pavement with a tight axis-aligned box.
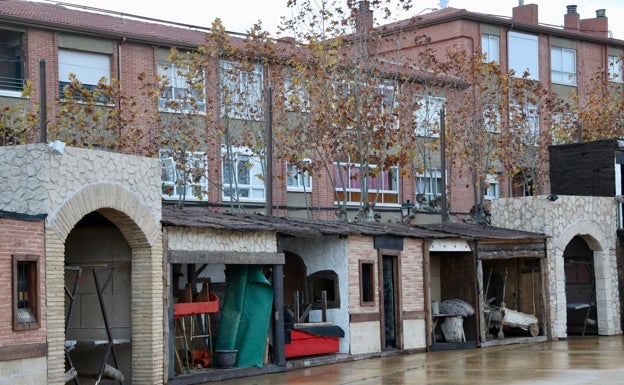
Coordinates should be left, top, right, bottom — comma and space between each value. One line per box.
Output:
221, 336, 624, 385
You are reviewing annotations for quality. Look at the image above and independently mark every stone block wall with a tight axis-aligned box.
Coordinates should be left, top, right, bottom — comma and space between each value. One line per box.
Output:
0, 145, 164, 385
491, 195, 620, 338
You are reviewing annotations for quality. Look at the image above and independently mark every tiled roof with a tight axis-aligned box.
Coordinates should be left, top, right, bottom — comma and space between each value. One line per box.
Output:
161, 205, 547, 241
1, 0, 225, 47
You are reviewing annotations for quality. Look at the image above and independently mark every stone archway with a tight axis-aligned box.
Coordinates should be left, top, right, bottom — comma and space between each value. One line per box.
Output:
563, 236, 595, 335
45, 183, 162, 385
554, 220, 618, 336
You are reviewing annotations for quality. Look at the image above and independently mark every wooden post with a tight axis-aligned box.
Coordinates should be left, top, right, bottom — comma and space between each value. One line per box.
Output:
321, 290, 327, 322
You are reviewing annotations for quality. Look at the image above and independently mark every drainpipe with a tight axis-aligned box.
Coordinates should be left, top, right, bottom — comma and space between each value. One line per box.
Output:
39, 59, 47, 143
440, 107, 448, 222
265, 87, 273, 216
423, 240, 432, 347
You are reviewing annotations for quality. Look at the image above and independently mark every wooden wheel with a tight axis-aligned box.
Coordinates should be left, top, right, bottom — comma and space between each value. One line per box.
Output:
529, 323, 539, 337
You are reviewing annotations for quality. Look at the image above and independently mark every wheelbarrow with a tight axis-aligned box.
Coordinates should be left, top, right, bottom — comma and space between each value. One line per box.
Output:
487, 302, 539, 339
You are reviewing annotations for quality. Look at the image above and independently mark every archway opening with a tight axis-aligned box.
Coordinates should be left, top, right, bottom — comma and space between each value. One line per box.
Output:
564, 236, 596, 335
64, 211, 132, 383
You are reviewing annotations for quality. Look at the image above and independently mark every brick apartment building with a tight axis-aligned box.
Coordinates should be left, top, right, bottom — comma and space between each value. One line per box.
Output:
2, 1, 623, 222
1, 1, 624, 384
358, 2, 624, 215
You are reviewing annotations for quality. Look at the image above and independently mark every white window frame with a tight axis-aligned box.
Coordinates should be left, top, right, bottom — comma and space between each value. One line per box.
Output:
376, 83, 396, 114
414, 95, 444, 137
484, 174, 500, 201
481, 34, 500, 63
416, 169, 442, 204
333, 160, 399, 206
286, 161, 312, 192
222, 147, 265, 202
608, 55, 623, 83
219, 60, 264, 121
160, 149, 208, 201
284, 75, 310, 112
58, 49, 110, 88
551, 47, 577, 85
158, 61, 206, 113
508, 31, 538, 79
483, 104, 502, 133
510, 101, 540, 146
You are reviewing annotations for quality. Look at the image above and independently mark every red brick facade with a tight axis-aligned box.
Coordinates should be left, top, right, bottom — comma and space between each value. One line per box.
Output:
0, 217, 46, 351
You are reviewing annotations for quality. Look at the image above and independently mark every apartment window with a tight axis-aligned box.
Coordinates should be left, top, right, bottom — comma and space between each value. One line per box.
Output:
414, 95, 444, 137
284, 75, 309, 112
483, 104, 502, 133
551, 47, 577, 85
286, 161, 312, 191
334, 161, 399, 205
508, 31, 538, 79
416, 169, 442, 203
219, 60, 263, 120
360, 260, 375, 306
0, 30, 25, 95
222, 147, 265, 202
376, 83, 396, 114
484, 174, 500, 200
160, 150, 208, 201
13, 254, 40, 331
510, 102, 540, 145
158, 61, 206, 112
58, 49, 110, 96
608, 55, 623, 83
481, 34, 500, 63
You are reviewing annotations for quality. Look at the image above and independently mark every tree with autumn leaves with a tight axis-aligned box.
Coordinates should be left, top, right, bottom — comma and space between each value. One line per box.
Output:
2, 1, 621, 224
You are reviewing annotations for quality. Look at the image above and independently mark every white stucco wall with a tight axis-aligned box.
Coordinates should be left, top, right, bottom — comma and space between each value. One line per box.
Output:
280, 236, 350, 353
491, 195, 621, 338
0, 357, 47, 385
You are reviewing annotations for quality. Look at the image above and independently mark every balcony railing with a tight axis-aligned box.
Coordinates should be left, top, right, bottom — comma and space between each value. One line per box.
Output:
0, 76, 25, 92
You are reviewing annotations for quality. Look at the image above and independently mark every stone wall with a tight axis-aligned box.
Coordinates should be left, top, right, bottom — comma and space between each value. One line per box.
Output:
166, 227, 276, 252
491, 195, 621, 338
0, 144, 164, 385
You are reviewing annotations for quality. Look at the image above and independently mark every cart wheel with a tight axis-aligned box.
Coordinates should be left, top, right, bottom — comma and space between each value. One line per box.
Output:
497, 329, 505, 339
529, 323, 539, 337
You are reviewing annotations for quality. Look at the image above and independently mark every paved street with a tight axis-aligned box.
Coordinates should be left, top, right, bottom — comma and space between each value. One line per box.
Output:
221, 336, 624, 385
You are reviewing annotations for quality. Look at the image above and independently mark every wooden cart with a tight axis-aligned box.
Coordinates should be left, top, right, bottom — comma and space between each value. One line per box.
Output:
487, 303, 539, 339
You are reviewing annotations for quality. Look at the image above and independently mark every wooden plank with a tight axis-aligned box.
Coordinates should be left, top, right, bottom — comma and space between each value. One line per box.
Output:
402, 310, 426, 320
350, 312, 380, 323
476, 242, 545, 252
168, 250, 284, 264
478, 250, 545, 260
0, 342, 47, 361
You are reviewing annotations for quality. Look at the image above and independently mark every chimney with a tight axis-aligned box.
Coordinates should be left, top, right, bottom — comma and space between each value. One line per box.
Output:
580, 9, 609, 37
355, 1, 374, 35
512, 3, 538, 24
564, 5, 580, 31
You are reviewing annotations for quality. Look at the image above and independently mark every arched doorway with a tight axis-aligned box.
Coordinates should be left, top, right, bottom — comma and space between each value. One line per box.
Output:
563, 236, 596, 335
64, 211, 132, 383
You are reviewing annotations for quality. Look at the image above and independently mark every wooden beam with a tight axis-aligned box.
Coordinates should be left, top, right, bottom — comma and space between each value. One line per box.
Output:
350, 312, 380, 323
168, 250, 284, 264
0, 342, 47, 361
478, 250, 545, 260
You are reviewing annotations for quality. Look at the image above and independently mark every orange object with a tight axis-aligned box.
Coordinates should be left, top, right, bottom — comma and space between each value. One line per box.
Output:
174, 293, 219, 317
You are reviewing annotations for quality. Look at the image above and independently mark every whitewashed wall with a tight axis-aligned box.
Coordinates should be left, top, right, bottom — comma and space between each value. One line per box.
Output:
280, 235, 350, 353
